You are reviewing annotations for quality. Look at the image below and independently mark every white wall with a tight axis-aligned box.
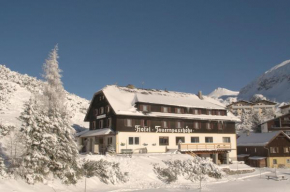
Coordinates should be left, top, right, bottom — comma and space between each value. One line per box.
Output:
116, 132, 237, 160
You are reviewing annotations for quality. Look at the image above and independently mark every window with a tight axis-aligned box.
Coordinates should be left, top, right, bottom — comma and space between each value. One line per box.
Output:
106, 105, 110, 113
205, 137, 213, 143
176, 108, 181, 114
107, 118, 112, 128
255, 148, 257, 153
206, 122, 212, 130
143, 105, 148, 112
162, 107, 169, 113
218, 122, 223, 130
284, 147, 289, 153
99, 107, 104, 114
99, 120, 103, 129
95, 109, 98, 116
159, 137, 169, 146
245, 148, 248, 152
217, 111, 221, 116
163, 121, 169, 128
287, 159, 290, 164
273, 159, 277, 165
141, 119, 150, 127
208, 110, 212, 115
125, 119, 133, 127
223, 137, 231, 143
92, 121, 96, 129
194, 122, 199, 129
129, 137, 139, 145
284, 117, 289, 121
270, 147, 279, 153
176, 121, 182, 128
194, 109, 199, 115
191, 137, 199, 143
176, 137, 185, 145
107, 137, 113, 145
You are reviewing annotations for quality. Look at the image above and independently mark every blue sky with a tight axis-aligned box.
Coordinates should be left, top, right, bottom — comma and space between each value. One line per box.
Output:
1, 0, 290, 100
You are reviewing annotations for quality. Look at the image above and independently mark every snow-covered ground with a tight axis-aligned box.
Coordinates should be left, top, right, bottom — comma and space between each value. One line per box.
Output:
2, 153, 288, 192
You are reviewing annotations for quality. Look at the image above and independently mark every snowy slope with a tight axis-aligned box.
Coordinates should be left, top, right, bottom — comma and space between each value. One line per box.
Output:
0, 65, 89, 130
208, 88, 239, 99
238, 60, 290, 102
207, 88, 238, 106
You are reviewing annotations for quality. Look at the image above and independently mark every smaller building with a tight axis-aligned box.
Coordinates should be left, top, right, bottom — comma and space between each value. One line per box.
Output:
280, 104, 290, 115
227, 100, 276, 116
260, 113, 290, 136
237, 131, 290, 168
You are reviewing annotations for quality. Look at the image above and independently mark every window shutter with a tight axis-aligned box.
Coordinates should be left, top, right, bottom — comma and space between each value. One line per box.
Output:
181, 108, 184, 114
199, 109, 201, 114
124, 119, 127, 127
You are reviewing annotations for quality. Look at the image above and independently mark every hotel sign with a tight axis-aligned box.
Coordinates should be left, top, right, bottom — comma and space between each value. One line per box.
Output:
134, 125, 194, 133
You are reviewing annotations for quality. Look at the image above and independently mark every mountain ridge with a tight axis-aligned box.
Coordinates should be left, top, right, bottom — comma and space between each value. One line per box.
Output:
0, 64, 89, 131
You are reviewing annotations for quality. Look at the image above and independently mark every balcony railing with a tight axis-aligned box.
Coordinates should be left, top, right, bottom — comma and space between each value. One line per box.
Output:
178, 143, 231, 151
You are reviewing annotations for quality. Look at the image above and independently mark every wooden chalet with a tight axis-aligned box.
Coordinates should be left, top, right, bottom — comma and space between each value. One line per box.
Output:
237, 131, 290, 168
77, 85, 240, 164
260, 113, 290, 136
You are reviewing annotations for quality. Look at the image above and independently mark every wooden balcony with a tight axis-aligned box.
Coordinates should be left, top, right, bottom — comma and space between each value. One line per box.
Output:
178, 143, 231, 152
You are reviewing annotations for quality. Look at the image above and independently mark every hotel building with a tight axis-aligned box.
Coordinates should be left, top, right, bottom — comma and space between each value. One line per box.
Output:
77, 85, 240, 164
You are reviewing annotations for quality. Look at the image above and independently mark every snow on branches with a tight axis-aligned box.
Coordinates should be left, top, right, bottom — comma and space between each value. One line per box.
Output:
19, 46, 80, 185
153, 156, 222, 184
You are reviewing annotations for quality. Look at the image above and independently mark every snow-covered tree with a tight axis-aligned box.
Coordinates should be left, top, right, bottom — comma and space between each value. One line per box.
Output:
250, 94, 266, 103
20, 46, 81, 184
252, 111, 263, 132
236, 109, 253, 131
0, 156, 7, 178
0, 123, 12, 137
42, 45, 66, 115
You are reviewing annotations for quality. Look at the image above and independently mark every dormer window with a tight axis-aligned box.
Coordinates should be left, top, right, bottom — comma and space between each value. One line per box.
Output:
143, 105, 148, 112
162, 106, 169, 113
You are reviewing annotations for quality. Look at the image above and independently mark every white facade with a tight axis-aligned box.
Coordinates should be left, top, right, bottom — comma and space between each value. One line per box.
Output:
116, 132, 237, 161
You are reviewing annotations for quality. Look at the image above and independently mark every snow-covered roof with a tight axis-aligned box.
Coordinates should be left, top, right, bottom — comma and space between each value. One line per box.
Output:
78, 128, 114, 138
100, 85, 240, 122
237, 131, 282, 147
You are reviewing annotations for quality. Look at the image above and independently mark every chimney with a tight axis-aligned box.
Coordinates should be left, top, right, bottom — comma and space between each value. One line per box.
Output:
197, 91, 203, 100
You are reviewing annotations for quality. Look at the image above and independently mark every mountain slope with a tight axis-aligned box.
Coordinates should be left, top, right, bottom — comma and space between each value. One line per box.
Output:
207, 87, 238, 106
238, 60, 290, 102
0, 65, 89, 130
208, 87, 239, 98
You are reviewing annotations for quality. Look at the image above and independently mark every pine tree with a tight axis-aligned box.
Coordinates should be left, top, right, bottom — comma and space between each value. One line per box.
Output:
20, 46, 80, 184
19, 98, 53, 183
42, 45, 66, 114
